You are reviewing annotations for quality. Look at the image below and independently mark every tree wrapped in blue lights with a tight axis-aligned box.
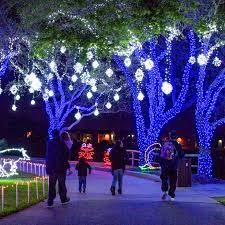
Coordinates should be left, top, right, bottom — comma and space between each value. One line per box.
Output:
195, 26, 225, 177
9, 47, 125, 138
114, 29, 196, 165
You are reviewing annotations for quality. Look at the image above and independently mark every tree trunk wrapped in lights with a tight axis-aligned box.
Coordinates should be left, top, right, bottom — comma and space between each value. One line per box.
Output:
195, 35, 225, 177
114, 30, 196, 165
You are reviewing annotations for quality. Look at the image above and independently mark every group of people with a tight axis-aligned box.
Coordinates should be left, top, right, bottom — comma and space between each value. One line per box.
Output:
45, 129, 184, 207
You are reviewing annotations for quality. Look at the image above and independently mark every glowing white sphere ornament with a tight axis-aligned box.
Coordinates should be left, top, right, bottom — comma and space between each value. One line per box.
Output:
135, 69, 144, 82
71, 74, 78, 83
60, 46, 66, 53
10, 85, 18, 95
0, 88, 2, 95
124, 58, 131, 67
114, 93, 120, 101
29, 88, 34, 93
48, 90, 54, 97
137, 91, 144, 101
49, 60, 57, 72
161, 81, 173, 95
105, 68, 113, 77
144, 59, 154, 70
15, 94, 20, 101
31, 100, 36, 105
87, 91, 93, 99
188, 56, 196, 65
197, 54, 208, 66
94, 108, 99, 116
213, 57, 222, 67
69, 85, 73, 91
75, 111, 81, 120
106, 102, 112, 109
91, 86, 97, 92
74, 62, 83, 74
12, 104, 17, 111
92, 60, 99, 69
87, 51, 94, 60
43, 93, 49, 101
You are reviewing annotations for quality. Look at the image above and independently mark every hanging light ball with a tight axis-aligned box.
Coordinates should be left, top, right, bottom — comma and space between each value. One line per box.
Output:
43, 93, 49, 101
197, 54, 208, 66
144, 59, 154, 70
74, 111, 81, 120
60, 46, 66, 54
92, 60, 99, 69
213, 57, 222, 67
12, 104, 17, 111
69, 85, 73, 91
71, 74, 78, 83
114, 93, 120, 101
188, 56, 196, 65
105, 68, 113, 77
29, 88, 34, 93
0, 88, 2, 95
94, 108, 99, 116
15, 94, 20, 101
135, 69, 144, 82
48, 90, 54, 97
106, 102, 112, 109
10, 85, 18, 95
91, 86, 97, 92
161, 81, 173, 95
87, 51, 94, 60
31, 100, 36, 105
74, 62, 83, 74
87, 91, 93, 99
137, 91, 144, 101
124, 58, 131, 67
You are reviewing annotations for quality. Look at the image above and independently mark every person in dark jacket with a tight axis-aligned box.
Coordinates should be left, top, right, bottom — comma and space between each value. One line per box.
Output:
109, 140, 128, 195
160, 130, 184, 201
46, 129, 70, 207
76, 157, 91, 193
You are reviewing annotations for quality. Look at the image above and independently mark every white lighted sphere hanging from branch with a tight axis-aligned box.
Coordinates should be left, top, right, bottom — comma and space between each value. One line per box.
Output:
0, 88, 2, 95
87, 91, 93, 99
75, 111, 81, 120
137, 91, 144, 101
213, 57, 222, 67
161, 81, 173, 95
74, 62, 83, 74
87, 51, 94, 60
106, 102, 112, 109
10, 85, 18, 95
15, 94, 20, 101
69, 85, 73, 91
144, 59, 154, 70
105, 68, 113, 77
92, 60, 99, 69
197, 54, 208, 66
31, 100, 36, 105
71, 74, 78, 83
135, 69, 144, 82
188, 56, 196, 65
124, 57, 131, 67
12, 104, 17, 111
43, 93, 49, 101
91, 86, 97, 92
49, 61, 57, 72
48, 90, 54, 97
94, 108, 99, 116
29, 88, 34, 93
60, 46, 66, 54
114, 93, 120, 101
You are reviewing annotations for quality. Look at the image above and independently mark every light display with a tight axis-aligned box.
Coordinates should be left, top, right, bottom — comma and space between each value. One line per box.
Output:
114, 30, 195, 165
0, 148, 30, 177
161, 81, 173, 95
78, 143, 94, 160
103, 148, 112, 166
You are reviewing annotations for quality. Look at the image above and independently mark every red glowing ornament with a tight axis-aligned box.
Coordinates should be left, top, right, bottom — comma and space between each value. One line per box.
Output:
103, 148, 112, 166
78, 143, 94, 160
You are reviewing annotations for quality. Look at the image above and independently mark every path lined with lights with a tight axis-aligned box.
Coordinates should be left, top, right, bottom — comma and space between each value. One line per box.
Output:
1, 169, 225, 225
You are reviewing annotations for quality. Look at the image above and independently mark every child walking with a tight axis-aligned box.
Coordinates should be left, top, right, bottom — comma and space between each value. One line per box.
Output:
76, 157, 91, 193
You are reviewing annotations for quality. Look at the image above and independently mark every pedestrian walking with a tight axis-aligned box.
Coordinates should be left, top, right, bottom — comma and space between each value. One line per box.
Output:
46, 129, 70, 207
109, 140, 128, 195
160, 130, 184, 201
61, 131, 73, 176
76, 157, 91, 193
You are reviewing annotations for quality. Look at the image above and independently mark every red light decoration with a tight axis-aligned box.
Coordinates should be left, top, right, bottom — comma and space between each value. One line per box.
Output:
78, 143, 94, 160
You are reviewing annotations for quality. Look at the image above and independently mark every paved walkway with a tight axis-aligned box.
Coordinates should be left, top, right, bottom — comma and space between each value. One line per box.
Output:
1, 170, 225, 225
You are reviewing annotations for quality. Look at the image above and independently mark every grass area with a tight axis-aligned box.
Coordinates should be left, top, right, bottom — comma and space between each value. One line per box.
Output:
0, 172, 48, 218
214, 197, 225, 206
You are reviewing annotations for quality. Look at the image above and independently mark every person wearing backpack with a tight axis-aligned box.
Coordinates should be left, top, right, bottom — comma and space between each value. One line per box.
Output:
159, 130, 184, 201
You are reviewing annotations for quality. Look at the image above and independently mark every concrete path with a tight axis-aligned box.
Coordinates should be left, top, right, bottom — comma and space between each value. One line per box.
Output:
1, 170, 225, 225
